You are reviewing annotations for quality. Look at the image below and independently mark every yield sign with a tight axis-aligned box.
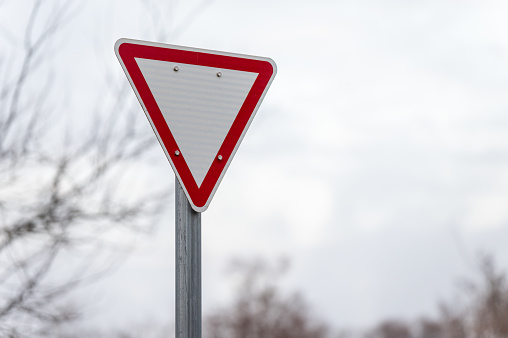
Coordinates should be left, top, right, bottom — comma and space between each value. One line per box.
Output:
115, 39, 277, 212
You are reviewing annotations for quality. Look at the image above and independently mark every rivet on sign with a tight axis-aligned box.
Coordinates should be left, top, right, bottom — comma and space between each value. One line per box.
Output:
217, 72, 222, 77
175, 150, 180, 156
217, 155, 223, 161
174, 66, 179, 71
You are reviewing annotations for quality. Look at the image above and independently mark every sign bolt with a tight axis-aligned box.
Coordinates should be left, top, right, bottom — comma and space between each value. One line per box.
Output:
175, 150, 180, 156
217, 155, 223, 161
174, 66, 179, 71
216, 72, 222, 77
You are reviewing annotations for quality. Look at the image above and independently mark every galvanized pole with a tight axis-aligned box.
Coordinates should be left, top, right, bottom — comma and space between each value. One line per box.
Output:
175, 179, 201, 338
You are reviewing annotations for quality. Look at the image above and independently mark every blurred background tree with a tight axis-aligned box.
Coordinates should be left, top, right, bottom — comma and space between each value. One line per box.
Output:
360, 253, 508, 338
204, 258, 330, 338
0, 0, 168, 335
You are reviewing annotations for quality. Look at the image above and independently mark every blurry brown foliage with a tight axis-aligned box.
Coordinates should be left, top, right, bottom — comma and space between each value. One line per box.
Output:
205, 258, 330, 338
361, 253, 508, 338
365, 320, 413, 338
46, 253, 508, 338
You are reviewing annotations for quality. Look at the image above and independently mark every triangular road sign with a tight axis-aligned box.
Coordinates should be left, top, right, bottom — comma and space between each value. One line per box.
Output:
115, 39, 277, 212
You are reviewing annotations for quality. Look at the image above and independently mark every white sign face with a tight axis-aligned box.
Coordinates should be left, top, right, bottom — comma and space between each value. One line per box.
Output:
135, 58, 258, 187
115, 39, 277, 212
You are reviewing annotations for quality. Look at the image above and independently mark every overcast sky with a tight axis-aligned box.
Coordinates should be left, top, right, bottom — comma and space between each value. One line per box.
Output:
3, 0, 508, 333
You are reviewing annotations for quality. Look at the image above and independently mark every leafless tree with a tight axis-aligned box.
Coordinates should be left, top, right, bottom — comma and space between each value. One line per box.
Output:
415, 318, 443, 338
364, 320, 413, 338
424, 253, 508, 338
0, 0, 170, 336
467, 254, 508, 337
361, 253, 508, 338
204, 258, 330, 338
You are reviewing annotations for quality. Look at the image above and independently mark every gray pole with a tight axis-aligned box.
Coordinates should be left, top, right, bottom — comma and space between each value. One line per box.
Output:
175, 179, 201, 338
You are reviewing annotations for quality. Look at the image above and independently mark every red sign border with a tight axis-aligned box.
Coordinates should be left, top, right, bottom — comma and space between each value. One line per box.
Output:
115, 39, 276, 212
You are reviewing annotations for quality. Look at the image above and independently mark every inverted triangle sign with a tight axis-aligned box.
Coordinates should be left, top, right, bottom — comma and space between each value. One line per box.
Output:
115, 39, 277, 212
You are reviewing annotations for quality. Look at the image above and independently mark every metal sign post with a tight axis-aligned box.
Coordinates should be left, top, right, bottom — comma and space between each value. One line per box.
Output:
175, 179, 201, 338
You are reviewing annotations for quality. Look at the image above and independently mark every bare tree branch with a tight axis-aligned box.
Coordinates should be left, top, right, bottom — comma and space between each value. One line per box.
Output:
0, 0, 171, 334
205, 258, 330, 338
